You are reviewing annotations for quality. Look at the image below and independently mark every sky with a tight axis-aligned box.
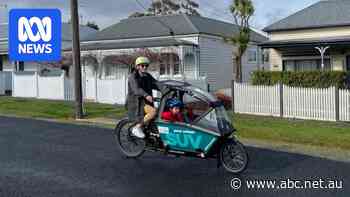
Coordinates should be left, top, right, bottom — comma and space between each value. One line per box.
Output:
0, 0, 321, 30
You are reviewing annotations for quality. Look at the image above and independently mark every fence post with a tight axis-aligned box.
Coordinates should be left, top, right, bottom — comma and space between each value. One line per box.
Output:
279, 82, 284, 118
335, 86, 340, 121
231, 80, 235, 113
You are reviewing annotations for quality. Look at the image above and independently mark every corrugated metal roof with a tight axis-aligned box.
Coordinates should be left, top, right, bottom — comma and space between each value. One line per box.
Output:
83, 14, 267, 42
264, 0, 350, 32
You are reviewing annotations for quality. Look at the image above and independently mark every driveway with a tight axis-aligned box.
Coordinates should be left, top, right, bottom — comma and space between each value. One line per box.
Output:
0, 116, 348, 197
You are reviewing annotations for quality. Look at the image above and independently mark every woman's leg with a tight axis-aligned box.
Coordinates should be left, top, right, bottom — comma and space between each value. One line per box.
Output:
143, 104, 156, 124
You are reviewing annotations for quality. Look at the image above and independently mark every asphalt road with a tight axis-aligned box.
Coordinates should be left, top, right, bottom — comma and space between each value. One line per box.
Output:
0, 116, 349, 197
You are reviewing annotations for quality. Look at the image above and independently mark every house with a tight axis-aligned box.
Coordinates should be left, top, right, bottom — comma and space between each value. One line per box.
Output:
0, 23, 97, 94
261, 0, 350, 72
74, 14, 268, 92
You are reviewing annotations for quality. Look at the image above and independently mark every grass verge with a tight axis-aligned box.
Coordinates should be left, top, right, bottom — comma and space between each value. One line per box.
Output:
0, 96, 126, 120
233, 114, 350, 150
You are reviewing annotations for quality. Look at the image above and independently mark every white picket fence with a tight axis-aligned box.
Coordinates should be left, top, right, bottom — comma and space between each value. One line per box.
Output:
340, 89, 350, 121
11, 71, 128, 105
96, 76, 127, 104
9, 70, 207, 105
12, 71, 73, 100
234, 83, 280, 116
232, 82, 350, 122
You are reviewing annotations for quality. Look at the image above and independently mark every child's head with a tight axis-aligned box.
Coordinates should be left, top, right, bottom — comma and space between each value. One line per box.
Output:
167, 98, 183, 114
170, 106, 181, 114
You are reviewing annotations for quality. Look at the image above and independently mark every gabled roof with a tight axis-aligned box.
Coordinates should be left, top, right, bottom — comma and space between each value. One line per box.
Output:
264, 0, 350, 32
83, 14, 267, 43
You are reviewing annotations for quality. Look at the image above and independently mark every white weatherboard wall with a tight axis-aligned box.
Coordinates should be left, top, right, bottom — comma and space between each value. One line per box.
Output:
199, 36, 261, 90
340, 89, 350, 121
199, 36, 234, 91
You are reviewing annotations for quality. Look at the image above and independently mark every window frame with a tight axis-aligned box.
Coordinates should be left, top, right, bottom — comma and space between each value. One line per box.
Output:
247, 49, 258, 63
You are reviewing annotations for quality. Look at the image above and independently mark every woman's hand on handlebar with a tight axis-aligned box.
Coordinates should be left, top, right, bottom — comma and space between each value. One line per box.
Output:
145, 95, 153, 103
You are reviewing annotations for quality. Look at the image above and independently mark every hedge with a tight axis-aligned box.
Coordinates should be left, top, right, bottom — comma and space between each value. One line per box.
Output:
251, 71, 350, 89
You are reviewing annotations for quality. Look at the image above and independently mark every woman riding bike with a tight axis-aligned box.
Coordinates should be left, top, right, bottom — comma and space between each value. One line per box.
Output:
126, 56, 163, 138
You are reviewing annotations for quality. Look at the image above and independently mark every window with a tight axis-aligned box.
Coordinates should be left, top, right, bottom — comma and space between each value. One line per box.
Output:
283, 59, 331, 71
173, 55, 181, 75
159, 53, 180, 76
160, 54, 171, 76
262, 51, 269, 63
248, 50, 257, 63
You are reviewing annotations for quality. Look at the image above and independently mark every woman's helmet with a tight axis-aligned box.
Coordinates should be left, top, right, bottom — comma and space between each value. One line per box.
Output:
135, 56, 150, 66
167, 98, 183, 108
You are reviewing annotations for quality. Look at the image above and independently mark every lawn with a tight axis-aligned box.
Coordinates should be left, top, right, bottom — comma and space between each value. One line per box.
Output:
0, 96, 126, 120
0, 97, 349, 150
233, 114, 350, 150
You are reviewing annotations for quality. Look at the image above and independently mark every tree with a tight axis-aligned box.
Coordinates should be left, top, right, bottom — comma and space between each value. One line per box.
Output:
227, 0, 254, 82
86, 21, 100, 30
181, 0, 200, 16
129, 0, 200, 18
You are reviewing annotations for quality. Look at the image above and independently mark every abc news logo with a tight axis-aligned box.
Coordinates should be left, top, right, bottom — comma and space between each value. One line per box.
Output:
9, 9, 61, 62
18, 16, 53, 54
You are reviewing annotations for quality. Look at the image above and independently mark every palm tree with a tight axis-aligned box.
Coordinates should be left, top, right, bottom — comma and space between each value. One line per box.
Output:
227, 0, 254, 82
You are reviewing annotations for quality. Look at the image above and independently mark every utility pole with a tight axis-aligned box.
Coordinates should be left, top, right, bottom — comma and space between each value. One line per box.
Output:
70, 0, 84, 119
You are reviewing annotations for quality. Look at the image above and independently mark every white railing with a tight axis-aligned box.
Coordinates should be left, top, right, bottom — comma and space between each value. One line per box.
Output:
232, 82, 350, 122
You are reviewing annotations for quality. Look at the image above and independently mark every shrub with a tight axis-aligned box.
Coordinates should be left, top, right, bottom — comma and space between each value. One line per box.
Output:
251, 71, 350, 89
